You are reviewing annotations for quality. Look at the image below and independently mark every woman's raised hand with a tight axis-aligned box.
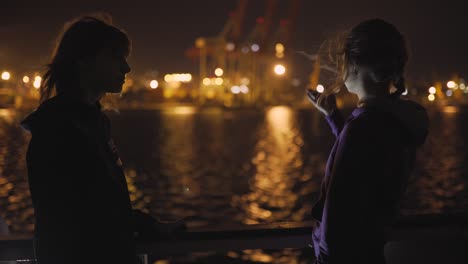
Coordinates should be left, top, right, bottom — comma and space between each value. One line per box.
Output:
306, 89, 337, 116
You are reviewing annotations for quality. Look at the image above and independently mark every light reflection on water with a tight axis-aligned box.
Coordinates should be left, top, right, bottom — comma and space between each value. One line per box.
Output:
0, 113, 33, 234
1, 106, 467, 262
232, 106, 316, 263
233, 106, 312, 224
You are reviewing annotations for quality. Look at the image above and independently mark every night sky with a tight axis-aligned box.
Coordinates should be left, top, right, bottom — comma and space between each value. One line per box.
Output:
1, 0, 467, 81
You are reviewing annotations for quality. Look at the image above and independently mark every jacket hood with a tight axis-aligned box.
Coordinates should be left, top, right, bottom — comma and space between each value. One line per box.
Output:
21, 95, 101, 134
352, 97, 429, 147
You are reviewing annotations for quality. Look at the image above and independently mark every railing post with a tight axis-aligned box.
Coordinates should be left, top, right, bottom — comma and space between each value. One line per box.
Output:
137, 254, 148, 264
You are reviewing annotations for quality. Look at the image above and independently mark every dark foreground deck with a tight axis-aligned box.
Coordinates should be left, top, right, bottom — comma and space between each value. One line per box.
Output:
1, 213, 467, 263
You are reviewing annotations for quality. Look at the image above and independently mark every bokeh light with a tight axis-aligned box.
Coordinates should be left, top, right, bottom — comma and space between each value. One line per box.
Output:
214, 68, 224, 77
316, 84, 324, 93
1, 72, 10, 80
274, 64, 286, 75
447, 81, 456, 89
231, 86, 240, 94
150, 80, 158, 89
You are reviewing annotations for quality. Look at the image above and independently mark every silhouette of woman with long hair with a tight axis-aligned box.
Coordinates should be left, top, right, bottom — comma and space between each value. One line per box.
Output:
307, 19, 429, 264
21, 16, 177, 264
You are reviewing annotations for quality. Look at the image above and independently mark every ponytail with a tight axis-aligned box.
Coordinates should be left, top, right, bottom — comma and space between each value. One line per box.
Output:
40, 66, 56, 103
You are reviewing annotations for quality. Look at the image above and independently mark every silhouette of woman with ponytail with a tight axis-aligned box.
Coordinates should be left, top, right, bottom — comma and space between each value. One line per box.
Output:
307, 19, 429, 264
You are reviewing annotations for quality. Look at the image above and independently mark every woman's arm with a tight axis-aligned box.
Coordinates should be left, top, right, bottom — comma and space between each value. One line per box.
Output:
306, 91, 344, 137
27, 122, 105, 262
28, 122, 87, 227
324, 109, 346, 138
315, 115, 387, 263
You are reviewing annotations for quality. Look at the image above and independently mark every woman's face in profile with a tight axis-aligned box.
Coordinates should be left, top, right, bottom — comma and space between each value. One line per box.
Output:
89, 48, 131, 94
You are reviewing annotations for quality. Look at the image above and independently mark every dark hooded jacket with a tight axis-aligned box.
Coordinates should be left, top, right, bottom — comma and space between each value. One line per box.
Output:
311, 97, 429, 264
21, 95, 138, 264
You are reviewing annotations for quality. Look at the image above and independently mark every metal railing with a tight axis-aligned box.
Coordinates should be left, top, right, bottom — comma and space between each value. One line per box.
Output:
1, 213, 467, 263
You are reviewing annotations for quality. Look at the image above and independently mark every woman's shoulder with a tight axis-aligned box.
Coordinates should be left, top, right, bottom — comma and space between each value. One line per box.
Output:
342, 108, 399, 139
22, 101, 71, 135
350, 108, 388, 125
22, 95, 106, 135
353, 104, 402, 125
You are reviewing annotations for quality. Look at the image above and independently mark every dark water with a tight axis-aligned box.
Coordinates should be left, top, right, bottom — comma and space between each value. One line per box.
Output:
1, 105, 467, 263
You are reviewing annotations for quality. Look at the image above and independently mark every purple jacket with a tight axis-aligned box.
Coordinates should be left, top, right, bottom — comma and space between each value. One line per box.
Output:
311, 97, 429, 264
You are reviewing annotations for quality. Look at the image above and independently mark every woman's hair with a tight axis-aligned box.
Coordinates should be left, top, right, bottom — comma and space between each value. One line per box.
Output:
322, 19, 408, 101
40, 15, 131, 103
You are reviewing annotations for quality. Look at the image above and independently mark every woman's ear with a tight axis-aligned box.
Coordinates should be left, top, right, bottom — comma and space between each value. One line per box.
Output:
76, 57, 96, 76
77, 57, 95, 70
345, 64, 359, 81
76, 58, 88, 73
